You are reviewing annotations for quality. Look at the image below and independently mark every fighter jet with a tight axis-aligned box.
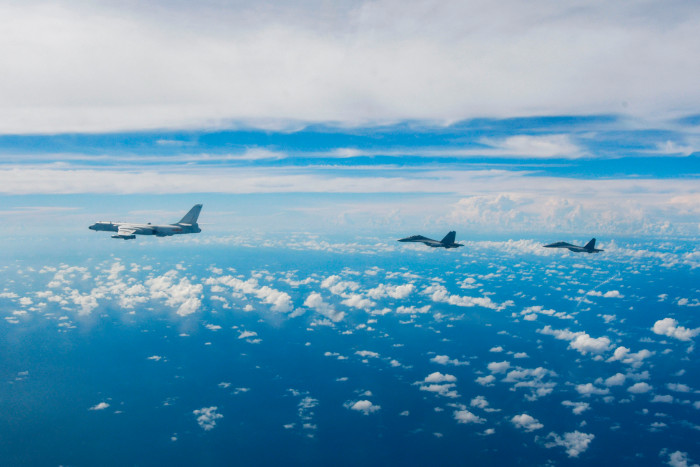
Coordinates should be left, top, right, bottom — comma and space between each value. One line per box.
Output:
89, 204, 203, 240
543, 238, 603, 253
398, 231, 463, 249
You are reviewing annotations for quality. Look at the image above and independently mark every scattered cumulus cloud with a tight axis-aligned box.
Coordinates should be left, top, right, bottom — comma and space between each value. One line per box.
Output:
664, 450, 699, 467
562, 401, 590, 415
431, 355, 469, 366
193, 406, 223, 431
304, 293, 345, 322
346, 400, 380, 415
652, 318, 700, 342
511, 414, 543, 432
545, 431, 595, 458
89, 402, 110, 411
453, 409, 485, 424
628, 382, 653, 394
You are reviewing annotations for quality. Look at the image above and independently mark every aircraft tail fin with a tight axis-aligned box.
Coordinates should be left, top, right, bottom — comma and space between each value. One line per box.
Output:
441, 231, 456, 244
584, 238, 596, 250
178, 204, 203, 224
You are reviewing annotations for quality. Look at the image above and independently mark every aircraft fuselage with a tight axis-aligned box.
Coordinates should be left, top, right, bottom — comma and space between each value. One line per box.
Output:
89, 204, 204, 240
89, 222, 200, 239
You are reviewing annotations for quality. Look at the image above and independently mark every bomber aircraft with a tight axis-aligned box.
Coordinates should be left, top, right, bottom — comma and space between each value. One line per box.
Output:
543, 238, 603, 253
398, 231, 463, 249
89, 204, 202, 240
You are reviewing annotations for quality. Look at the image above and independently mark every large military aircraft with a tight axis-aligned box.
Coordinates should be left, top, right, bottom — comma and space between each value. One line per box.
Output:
89, 205, 203, 240
398, 231, 463, 249
543, 238, 603, 253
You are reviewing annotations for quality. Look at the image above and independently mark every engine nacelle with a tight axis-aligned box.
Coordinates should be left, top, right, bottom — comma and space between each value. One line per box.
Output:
111, 234, 136, 240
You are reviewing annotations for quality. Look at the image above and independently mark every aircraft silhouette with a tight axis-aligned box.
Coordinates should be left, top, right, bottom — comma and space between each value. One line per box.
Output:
398, 231, 463, 249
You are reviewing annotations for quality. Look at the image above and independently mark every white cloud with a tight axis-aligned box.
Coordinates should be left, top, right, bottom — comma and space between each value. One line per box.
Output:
341, 293, 375, 310
538, 325, 610, 356
89, 402, 110, 411
67, 289, 100, 315
605, 373, 626, 387
303, 292, 345, 322
355, 350, 380, 359
419, 384, 459, 398
479, 134, 583, 158
417, 372, 459, 398
367, 283, 415, 300
652, 395, 674, 403
587, 290, 624, 298
652, 318, 700, 342
346, 400, 380, 415
3, 1, 700, 134
665, 450, 700, 467
470, 396, 490, 410
208, 275, 292, 313
396, 305, 431, 314
627, 382, 653, 394
255, 286, 293, 313
561, 401, 590, 415
430, 355, 469, 366
569, 334, 612, 356
476, 375, 496, 386
576, 383, 610, 397
545, 431, 595, 458
453, 409, 485, 424
449, 186, 700, 237
606, 346, 654, 367
423, 372, 457, 384
3, 169, 699, 241
521, 305, 572, 321
193, 406, 223, 431
666, 383, 691, 393
503, 367, 557, 400
538, 325, 581, 341
147, 270, 202, 316
511, 414, 543, 432
423, 284, 510, 311
487, 361, 511, 374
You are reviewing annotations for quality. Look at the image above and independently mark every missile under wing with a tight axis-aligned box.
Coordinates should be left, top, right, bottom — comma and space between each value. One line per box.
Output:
398, 231, 463, 249
89, 204, 203, 240
543, 238, 603, 253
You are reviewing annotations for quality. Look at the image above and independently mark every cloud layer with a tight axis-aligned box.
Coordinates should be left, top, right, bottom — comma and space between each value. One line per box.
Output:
2, 0, 700, 133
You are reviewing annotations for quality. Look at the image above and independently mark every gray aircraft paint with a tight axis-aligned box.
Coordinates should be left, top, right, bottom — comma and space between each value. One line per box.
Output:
543, 238, 604, 253
89, 204, 203, 240
397, 231, 463, 249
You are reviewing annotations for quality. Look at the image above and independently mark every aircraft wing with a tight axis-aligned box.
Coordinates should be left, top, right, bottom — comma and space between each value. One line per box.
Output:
118, 226, 136, 236
399, 235, 437, 243
544, 242, 574, 249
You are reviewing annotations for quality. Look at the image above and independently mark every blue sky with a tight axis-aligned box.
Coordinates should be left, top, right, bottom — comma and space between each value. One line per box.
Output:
1, 116, 698, 238
0, 0, 698, 238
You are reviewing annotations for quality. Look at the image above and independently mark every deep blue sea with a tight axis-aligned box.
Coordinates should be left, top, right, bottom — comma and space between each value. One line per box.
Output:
1, 235, 698, 466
